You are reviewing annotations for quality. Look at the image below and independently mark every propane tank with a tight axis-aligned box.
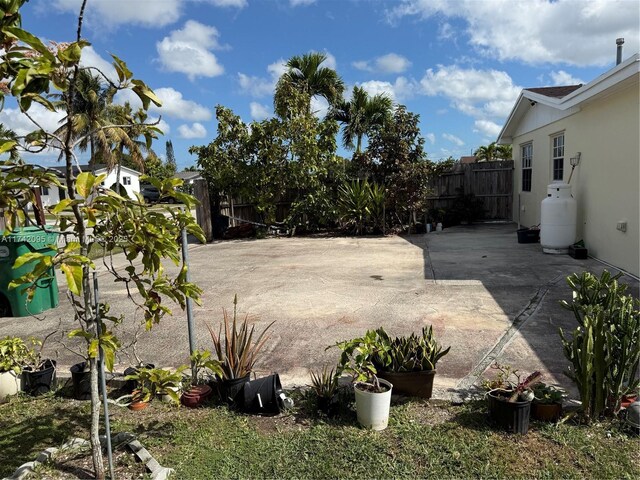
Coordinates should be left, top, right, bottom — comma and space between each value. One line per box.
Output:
540, 183, 577, 254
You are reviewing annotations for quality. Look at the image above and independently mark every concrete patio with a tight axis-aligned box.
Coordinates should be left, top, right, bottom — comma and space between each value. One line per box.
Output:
1, 223, 637, 400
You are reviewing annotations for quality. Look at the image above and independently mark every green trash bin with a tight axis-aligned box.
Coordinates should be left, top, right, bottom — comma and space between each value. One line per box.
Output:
0, 226, 59, 317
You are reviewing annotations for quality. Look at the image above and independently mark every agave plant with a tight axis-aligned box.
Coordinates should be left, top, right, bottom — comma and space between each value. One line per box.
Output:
206, 295, 275, 380
309, 365, 339, 399
373, 326, 451, 372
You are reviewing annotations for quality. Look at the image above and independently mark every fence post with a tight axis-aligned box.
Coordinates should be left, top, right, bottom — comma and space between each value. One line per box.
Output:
194, 179, 212, 242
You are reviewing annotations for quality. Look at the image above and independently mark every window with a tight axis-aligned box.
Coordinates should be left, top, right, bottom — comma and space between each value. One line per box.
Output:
521, 143, 533, 192
552, 134, 564, 181
40, 186, 49, 196
123, 176, 131, 185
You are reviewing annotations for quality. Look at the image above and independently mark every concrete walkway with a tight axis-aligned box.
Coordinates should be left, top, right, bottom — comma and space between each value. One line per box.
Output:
1, 223, 637, 400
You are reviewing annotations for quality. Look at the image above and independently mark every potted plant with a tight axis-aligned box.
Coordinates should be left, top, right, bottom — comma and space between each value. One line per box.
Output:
148, 366, 186, 404
372, 326, 450, 399
206, 295, 274, 406
482, 363, 542, 434
0, 336, 31, 403
21, 336, 56, 396
531, 383, 565, 422
181, 349, 221, 408
124, 366, 156, 410
309, 365, 339, 415
333, 330, 393, 430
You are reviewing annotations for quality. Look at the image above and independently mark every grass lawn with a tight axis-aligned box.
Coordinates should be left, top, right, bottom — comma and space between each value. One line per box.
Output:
1, 389, 638, 479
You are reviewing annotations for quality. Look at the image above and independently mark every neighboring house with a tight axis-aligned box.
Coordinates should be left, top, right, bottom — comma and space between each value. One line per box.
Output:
174, 170, 203, 186
47, 164, 141, 204
460, 155, 477, 164
497, 53, 639, 276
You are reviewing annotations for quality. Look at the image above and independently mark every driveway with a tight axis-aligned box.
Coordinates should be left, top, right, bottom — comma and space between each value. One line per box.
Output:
1, 223, 637, 400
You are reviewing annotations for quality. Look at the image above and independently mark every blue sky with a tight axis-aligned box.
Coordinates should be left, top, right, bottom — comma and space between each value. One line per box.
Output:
4, 0, 639, 169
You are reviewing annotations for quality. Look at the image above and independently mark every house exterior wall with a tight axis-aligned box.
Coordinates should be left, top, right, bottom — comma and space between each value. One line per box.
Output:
512, 82, 639, 276
99, 168, 140, 199
39, 186, 61, 207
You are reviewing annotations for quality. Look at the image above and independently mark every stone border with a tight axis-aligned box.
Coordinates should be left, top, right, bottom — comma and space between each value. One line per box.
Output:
2, 433, 173, 480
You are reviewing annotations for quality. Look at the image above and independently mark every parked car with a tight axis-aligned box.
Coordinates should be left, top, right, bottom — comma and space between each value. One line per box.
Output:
140, 183, 176, 204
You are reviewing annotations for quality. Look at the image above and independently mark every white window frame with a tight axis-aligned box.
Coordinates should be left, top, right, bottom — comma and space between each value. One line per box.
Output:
521, 142, 533, 192
551, 133, 564, 181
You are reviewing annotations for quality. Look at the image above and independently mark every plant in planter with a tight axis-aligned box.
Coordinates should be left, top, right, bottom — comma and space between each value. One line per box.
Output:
531, 383, 565, 422
332, 330, 393, 430
372, 326, 450, 399
181, 349, 222, 408
125, 366, 186, 405
559, 270, 640, 421
482, 363, 543, 434
21, 336, 57, 396
0, 336, 32, 403
206, 295, 274, 405
309, 365, 339, 415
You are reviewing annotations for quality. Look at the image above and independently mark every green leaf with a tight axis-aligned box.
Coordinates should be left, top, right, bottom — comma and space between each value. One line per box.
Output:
110, 54, 132, 83
75, 171, 95, 198
0, 140, 17, 154
12, 252, 43, 269
61, 263, 83, 295
131, 80, 162, 109
4, 27, 55, 62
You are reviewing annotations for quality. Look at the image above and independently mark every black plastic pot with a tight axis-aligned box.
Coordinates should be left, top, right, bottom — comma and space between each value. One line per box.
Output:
487, 389, 531, 434
23, 359, 56, 396
242, 374, 284, 414
123, 363, 155, 393
517, 228, 539, 244
219, 374, 250, 406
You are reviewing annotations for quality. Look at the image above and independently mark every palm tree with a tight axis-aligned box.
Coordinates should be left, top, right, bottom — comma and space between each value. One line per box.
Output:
55, 70, 112, 166
496, 144, 512, 160
0, 124, 20, 160
474, 142, 498, 162
274, 52, 345, 118
330, 86, 392, 155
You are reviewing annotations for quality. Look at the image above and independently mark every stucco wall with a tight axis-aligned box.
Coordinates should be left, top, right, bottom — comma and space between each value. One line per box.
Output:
512, 82, 639, 276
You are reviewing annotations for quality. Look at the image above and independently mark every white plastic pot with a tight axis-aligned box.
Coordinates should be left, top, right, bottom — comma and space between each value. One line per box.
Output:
0, 370, 22, 404
354, 378, 393, 430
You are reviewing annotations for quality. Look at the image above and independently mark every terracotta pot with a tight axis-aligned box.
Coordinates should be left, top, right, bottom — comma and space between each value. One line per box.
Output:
181, 384, 212, 408
621, 394, 638, 409
377, 369, 436, 399
128, 400, 149, 411
531, 401, 562, 422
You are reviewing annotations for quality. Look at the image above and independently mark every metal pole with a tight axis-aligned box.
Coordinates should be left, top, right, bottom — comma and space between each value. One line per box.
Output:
93, 272, 115, 479
181, 211, 197, 379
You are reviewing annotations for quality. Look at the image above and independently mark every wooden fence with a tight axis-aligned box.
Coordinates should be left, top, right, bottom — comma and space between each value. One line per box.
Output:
426, 160, 513, 220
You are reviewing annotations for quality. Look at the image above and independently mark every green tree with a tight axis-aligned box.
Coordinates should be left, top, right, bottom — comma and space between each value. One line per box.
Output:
165, 140, 177, 175
496, 143, 512, 160
190, 105, 250, 214
474, 142, 497, 162
366, 105, 431, 227
331, 86, 392, 155
274, 52, 344, 119
0, 2, 202, 477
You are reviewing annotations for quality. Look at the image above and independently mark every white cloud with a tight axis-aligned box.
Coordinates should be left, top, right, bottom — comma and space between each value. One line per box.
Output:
149, 116, 171, 136
238, 59, 286, 97
442, 133, 465, 146
438, 22, 455, 40
549, 70, 584, 86
53, 0, 182, 28
178, 122, 207, 139
207, 0, 247, 7
473, 119, 502, 137
310, 97, 329, 118
352, 53, 412, 74
421, 64, 521, 120
388, 0, 639, 66
250, 102, 270, 120
79, 46, 117, 83
114, 87, 211, 121
320, 51, 337, 70
0, 105, 64, 138
290, 0, 316, 6
359, 76, 418, 102
425, 133, 436, 145
156, 20, 224, 80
